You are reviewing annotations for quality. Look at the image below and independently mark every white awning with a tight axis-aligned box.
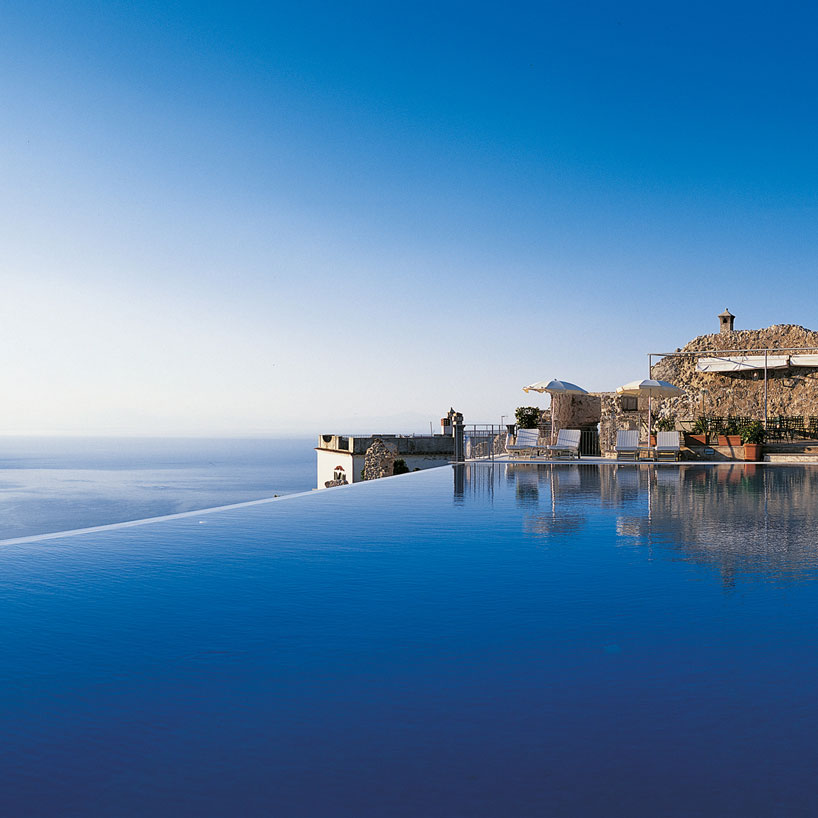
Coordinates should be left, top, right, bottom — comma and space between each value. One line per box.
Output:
697, 355, 789, 372
790, 354, 818, 367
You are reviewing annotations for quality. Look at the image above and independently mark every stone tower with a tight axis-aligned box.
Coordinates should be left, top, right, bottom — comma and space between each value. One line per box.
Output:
718, 308, 735, 333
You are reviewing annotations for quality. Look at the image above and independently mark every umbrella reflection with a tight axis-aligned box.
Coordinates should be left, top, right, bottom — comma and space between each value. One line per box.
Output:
453, 461, 818, 587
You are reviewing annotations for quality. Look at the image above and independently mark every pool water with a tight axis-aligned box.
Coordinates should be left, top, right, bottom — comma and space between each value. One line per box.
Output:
2, 463, 818, 816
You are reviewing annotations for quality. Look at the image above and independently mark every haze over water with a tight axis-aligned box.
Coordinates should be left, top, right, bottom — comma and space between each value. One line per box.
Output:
0, 437, 315, 541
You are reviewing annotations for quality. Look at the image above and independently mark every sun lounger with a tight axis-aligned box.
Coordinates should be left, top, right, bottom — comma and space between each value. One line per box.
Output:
545, 429, 581, 459
655, 431, 681, 461
655, 467, 681, 486
506, 428, 542, 458
615, 430, 639, 461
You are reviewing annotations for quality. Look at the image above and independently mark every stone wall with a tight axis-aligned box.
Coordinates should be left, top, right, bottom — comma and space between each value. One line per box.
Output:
598, 394, 644, 456
362, 438, 397, 480
551, 393, 601, 430
652, 324, 818, 422
552, 392, 651, 456
318, 434, 455, 456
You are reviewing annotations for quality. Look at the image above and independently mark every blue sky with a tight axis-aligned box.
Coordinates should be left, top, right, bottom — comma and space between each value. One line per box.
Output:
2, 1, 818, 434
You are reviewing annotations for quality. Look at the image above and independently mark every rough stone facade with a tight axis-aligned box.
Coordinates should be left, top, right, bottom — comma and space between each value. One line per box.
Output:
555, 392, 650, 457
551, 394, 601, 431
652, 324, 818, 421
550, 321, 818, 457
362, 438, 397, 480
598, 393, 644, 456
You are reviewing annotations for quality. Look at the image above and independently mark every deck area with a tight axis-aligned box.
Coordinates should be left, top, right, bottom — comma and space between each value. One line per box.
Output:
470, 454, 818, 465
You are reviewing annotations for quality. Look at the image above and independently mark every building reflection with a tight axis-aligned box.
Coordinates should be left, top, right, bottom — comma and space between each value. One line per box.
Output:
454, 463, 818, 586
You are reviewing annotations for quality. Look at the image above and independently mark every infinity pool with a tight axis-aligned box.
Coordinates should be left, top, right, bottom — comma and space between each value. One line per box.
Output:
2, 464, 818, 816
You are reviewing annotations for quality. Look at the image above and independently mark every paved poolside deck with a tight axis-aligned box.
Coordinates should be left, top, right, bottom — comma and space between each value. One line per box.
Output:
467, 455, 805, 465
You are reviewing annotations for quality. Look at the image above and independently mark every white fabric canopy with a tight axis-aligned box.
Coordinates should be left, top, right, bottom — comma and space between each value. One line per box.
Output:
697, 355, 789, 372
790, 354, 818, 367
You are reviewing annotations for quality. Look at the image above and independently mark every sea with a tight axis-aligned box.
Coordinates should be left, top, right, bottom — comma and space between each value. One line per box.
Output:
0, 436, 316, 542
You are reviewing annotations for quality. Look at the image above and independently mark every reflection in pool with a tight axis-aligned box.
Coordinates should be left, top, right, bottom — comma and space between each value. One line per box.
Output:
468, 462, 818, 587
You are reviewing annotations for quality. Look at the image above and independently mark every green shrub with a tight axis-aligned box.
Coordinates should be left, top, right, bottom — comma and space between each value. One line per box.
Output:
691, 416, 708, 434
515, 407, 541, 429
655, 415, 676, 432
392, 459, 410, 475
740, 420, 765, 444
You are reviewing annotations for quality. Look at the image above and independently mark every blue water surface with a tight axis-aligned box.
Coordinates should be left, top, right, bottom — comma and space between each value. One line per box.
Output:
2, 463, 818, 816
0, 437, 315, 540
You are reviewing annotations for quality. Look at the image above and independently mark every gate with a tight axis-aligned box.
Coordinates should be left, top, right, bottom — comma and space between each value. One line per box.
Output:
579, 428, 600, 457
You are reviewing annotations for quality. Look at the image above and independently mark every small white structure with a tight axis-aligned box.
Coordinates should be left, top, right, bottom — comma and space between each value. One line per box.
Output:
316, 434, 455, 489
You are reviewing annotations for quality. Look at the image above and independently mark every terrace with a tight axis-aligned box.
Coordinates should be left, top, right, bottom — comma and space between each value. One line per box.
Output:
464, 417, 818, 465
484, 313, 818, 464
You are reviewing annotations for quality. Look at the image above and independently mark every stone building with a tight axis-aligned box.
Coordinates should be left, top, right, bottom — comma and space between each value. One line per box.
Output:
650, 318, 818, 423
316, 432, 455, 488
553, 311, 818, 457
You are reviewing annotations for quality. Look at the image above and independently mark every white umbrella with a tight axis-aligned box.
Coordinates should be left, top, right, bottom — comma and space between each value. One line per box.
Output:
523, 379, 588, 395
616, 379, 683, 398
616, 379, 683, 444
522, 379, 588, 443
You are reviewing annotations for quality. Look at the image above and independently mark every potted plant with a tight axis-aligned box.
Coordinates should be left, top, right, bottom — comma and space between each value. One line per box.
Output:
741, 420, 764, 461
685, 416, 709, 447
718, 417, 742, 448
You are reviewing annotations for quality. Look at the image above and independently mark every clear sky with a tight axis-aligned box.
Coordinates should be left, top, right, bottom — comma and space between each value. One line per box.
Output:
3, 1, 818, 435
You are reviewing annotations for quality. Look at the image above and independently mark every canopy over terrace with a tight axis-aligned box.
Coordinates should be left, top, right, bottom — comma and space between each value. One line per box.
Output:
698, 355, 789, 372
651, 346, 818, 427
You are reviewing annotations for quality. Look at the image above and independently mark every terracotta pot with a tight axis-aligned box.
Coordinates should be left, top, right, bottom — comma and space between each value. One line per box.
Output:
718, 435, 742, 447
744, 443, 763, 461
685, 433, 708, 447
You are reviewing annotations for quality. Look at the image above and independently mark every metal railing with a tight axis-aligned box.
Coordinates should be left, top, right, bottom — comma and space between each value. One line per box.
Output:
579, 429, 601, 456
761, 416, 818, 443
684, 414, 818, 444
466, 423, 599, 460
464, 425, 512, 461
648, 345, 818, 429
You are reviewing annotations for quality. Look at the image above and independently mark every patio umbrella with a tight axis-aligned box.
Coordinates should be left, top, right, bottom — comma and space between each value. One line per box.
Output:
523, 379, 587, 395
523, 379, 588, 443
616, 379, 684, 444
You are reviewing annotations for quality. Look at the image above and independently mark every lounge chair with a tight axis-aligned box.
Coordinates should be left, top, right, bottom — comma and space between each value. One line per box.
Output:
615, 430, 639, 461
655, 431, 681, 461
506, 428, 542, 458
545, 429, 581, 460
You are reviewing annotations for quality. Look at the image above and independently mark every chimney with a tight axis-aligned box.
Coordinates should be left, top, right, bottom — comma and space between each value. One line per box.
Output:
718, 308, 735, 333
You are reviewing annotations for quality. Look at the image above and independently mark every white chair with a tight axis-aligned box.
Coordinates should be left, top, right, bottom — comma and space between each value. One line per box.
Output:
655, 431, 681, 461
546, 429, 581, 459
615, 430, 639, 461
506, 428, 542, 458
